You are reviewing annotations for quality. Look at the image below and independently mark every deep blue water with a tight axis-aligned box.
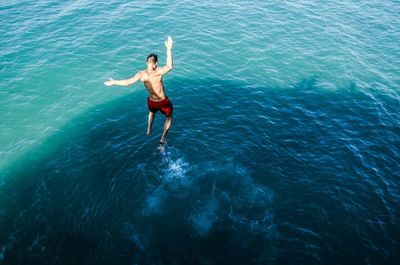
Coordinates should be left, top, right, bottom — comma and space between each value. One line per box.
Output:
1, 79, 399, 264
1, 0, 400, 264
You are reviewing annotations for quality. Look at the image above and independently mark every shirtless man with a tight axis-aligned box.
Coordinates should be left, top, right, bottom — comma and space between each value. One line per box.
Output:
104, 36, 174, 145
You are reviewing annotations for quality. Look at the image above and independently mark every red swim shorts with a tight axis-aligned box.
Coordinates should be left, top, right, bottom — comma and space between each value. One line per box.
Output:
147, 97, 173, 116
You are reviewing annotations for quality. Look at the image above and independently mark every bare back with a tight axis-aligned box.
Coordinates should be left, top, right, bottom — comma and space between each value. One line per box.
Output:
139, 69, 167, 100
104, 36, 174, 144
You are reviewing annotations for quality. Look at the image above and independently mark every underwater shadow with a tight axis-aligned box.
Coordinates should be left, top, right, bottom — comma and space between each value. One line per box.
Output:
1, 77, 399, 265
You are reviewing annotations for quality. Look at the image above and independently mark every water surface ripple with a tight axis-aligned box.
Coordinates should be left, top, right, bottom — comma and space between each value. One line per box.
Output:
1, 0, 399, 264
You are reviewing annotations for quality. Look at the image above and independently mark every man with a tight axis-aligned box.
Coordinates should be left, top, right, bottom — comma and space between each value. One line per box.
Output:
104, 36, 174, 145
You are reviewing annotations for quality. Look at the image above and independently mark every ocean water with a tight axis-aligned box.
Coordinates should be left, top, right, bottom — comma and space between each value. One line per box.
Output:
1, 0, 399, 264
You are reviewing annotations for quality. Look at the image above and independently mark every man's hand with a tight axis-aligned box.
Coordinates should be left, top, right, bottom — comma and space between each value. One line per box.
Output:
104, 78, 114, 86
104, 72, 141, 86
158, 37, 173, 75
165, 36, 173, 50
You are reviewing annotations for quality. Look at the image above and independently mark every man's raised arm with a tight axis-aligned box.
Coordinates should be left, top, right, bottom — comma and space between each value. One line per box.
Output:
158, 36, 173, 75
104, 71, 141, 86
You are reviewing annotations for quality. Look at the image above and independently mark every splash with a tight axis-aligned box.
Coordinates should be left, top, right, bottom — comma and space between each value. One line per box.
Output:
142, 146, 192, 216
159, 146, 191, 183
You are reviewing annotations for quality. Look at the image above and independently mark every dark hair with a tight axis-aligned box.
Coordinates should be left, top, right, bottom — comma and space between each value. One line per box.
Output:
147, 53, 158, 63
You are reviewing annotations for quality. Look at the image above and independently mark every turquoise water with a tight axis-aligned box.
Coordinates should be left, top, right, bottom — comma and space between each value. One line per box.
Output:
1, 1, 399, 264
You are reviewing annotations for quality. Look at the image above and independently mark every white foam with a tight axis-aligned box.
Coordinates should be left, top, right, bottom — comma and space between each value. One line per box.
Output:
160, 147, 191, 183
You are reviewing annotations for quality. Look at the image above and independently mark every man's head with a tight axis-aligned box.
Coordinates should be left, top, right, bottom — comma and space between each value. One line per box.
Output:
147, 53, 158, 66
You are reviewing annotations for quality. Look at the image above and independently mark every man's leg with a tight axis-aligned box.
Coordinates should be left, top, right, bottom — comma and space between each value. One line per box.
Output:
160, 114, 172, 144
147, 111, 155, 135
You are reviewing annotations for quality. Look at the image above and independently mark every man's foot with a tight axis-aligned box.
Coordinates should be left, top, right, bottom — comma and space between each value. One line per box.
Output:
147, 128, 153, 136
159, 138, 167, 145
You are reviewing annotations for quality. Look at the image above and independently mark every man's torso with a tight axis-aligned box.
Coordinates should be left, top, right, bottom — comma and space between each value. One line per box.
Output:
140, 69, 166, 100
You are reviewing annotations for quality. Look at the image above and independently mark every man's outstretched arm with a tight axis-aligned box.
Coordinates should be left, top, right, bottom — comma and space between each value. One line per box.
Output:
104, 71, 141, 86
158, 36, 173, 75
